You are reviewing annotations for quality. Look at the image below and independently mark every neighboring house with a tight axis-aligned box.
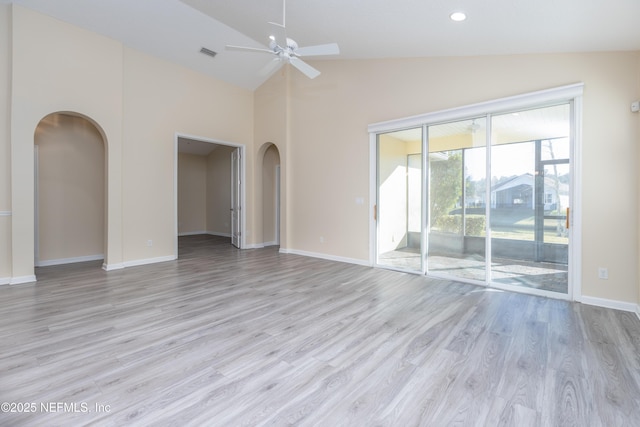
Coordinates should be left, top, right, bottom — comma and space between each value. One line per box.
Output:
490, 173, 569, 211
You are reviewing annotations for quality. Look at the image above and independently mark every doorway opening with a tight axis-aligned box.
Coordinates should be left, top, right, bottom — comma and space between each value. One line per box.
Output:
34, 112, 106, 270
175, 135, 245, 257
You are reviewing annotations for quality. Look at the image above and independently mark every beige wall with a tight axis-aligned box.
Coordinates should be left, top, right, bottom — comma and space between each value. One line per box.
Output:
0, 4, 12, 280
254, 69, 289, 248
121, 47, 253, 262
35, 113, 105, 263
178, 153, 207, 235
178, 147, 234, 237
262, 144, 281, 245
11, 5, 124, 279
378, 134, 410, 253
206, 146, 234, 236
8, 6, 254, 279
286, 52, 640, 304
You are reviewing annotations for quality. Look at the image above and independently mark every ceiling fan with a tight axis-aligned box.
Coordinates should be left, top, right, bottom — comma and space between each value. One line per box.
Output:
225, 0, 339, 79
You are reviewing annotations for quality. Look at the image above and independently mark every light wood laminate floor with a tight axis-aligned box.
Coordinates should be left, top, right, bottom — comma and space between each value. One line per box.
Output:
1, 235, 639, 426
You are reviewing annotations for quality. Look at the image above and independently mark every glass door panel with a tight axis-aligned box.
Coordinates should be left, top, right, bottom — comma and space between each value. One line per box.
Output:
427, 118, 487, 282
490, 105, 571, 293
377, 128, 423, 272
374, 102, 573, 298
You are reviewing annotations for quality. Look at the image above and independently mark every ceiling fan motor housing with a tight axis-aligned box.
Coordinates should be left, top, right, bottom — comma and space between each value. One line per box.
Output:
286, 38, 298, 51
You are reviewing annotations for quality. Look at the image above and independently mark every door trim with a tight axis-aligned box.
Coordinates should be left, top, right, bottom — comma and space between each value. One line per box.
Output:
231, 148, 241, 248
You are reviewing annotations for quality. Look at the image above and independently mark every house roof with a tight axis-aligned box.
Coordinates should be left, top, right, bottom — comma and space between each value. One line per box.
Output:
492, 173, 569, 194
8, 0, 640, 90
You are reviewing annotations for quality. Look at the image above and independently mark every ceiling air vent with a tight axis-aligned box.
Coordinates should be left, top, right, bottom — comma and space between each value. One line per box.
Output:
199, 47, 217, 58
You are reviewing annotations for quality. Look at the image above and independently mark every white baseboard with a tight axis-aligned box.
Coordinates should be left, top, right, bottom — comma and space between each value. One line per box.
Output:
178, 231, 208, 236
244, 241, 279, 249
36, 254, 104, 267
580, 295, 639, 313
123, 255, 176, 268
0, 277, 10, 285
103, 255, 175, 271
636, 304, 640, 321
10, 275, 37, 285
279, 248, 371, 267
102, 263, 124, 271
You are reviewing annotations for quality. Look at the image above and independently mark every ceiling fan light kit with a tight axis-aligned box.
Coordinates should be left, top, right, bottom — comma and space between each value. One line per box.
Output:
225, 0, 339, 79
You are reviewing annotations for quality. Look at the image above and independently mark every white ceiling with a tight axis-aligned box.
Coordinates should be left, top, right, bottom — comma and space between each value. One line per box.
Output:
9, 0, 640, 90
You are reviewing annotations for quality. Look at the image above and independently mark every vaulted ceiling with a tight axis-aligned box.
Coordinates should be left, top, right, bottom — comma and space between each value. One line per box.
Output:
9, 0, 640, 90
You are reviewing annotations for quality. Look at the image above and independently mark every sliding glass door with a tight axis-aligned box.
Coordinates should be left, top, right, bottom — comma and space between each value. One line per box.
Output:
374, 99, 574, 297
490, 105, 571, 293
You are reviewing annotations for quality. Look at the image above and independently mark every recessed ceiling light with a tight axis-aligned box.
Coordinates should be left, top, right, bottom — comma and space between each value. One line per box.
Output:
450, 12, 467, 22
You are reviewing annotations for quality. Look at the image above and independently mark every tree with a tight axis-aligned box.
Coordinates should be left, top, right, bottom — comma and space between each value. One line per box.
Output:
430, 151, 462, 227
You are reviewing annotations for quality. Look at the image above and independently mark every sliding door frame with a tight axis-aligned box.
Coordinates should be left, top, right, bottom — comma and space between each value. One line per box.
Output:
369, 83, 583, 301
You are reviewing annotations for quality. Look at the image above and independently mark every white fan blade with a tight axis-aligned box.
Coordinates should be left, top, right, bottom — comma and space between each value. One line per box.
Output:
290, 57, 321, 79
225, 45, 274, 54
295, 43, 339, 57
259, 58, 284, 76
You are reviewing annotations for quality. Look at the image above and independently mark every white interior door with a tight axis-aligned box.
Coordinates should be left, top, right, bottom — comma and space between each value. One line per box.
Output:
231, 148, 241, 248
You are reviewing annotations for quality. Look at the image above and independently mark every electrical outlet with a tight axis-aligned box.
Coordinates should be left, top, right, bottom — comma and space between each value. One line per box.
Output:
320, 236, 325, 243
598, 267, 608, 280
147, 239, 153, 247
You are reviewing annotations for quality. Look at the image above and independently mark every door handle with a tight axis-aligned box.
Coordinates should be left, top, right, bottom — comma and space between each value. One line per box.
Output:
566, 207, 570, 229
373, 204, 377, 221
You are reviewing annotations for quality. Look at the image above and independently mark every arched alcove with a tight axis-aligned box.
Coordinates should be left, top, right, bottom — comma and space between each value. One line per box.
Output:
34, 112, 107, 269
260, 143, 281, 246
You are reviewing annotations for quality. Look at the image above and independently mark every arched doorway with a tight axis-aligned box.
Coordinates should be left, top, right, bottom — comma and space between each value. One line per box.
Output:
261, 143, 281, 246
34, 113, 106, 269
